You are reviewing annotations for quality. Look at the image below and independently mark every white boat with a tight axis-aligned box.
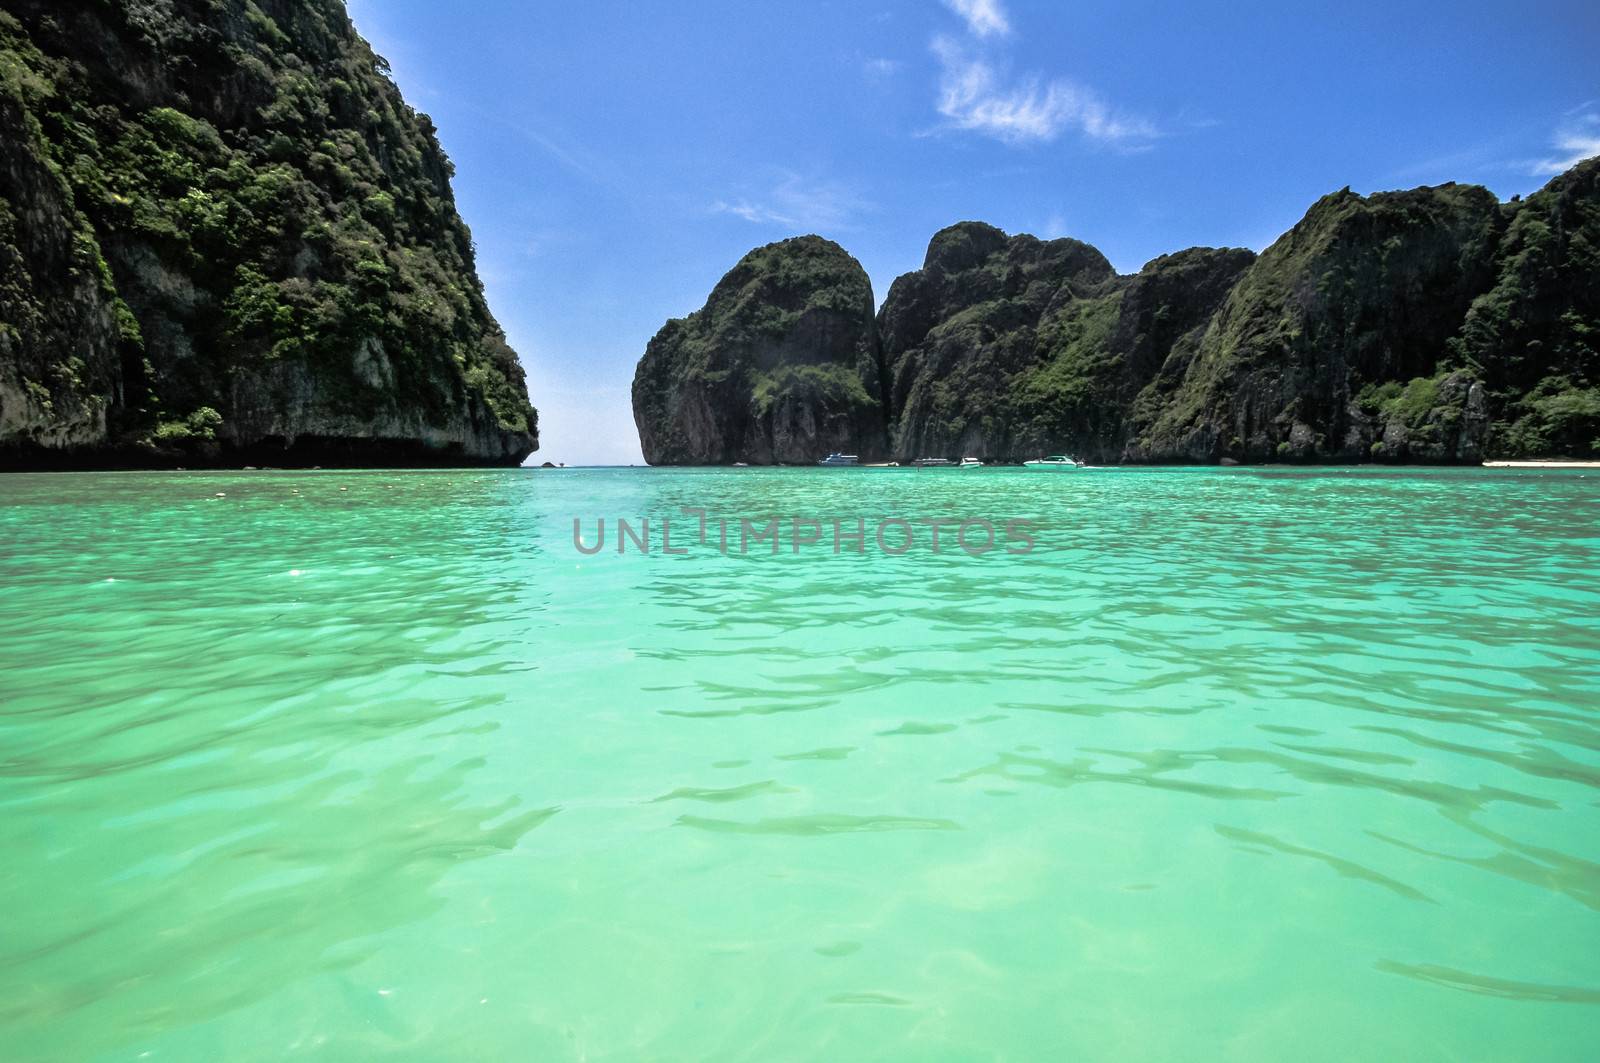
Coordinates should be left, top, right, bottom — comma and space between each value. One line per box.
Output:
958, 458, 985, 469
1023, 455, 1084, 471
912, 457, 955, 468
818, 453, 860, 467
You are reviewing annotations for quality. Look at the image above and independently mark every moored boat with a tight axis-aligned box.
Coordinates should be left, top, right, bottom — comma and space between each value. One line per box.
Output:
818, 453, 860, 467
1023, 455, 1084, 471
958, 457, 984, 469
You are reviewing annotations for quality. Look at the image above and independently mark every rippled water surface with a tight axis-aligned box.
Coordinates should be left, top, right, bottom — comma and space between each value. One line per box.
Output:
2, 466, 1598, 1061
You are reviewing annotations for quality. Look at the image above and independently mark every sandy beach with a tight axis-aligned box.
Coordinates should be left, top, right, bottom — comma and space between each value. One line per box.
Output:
1483, 460, 1600, 468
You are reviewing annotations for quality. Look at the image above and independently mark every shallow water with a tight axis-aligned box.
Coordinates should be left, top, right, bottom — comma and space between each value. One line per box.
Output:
1, 466, 1597, 1061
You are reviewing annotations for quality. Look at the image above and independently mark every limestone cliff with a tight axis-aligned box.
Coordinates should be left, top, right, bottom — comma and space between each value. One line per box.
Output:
0, 0, 536, 468
878, 227, 1259, 463
634, 159, 1598, 465
879, 222, 1123, 461
633, 236, 885, 465
1136, 182, 1505, 462
1450, 159, 1600, 458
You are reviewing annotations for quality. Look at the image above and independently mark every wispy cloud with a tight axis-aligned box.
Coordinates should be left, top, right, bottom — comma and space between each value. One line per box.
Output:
942, 0, 1010, 38
1172, 105, 1223, 132
1531, 110, 1600, 175
862, 56, 903, 82
712, 173, 868, 231
930, 36, 1155, 146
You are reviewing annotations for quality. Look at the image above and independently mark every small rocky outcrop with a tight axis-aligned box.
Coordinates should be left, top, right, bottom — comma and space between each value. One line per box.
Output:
1359, 370, 1489, 463
632, 236, 886, 465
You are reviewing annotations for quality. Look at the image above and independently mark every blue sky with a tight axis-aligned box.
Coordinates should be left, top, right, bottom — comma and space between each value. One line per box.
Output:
343, 0, 1599, 466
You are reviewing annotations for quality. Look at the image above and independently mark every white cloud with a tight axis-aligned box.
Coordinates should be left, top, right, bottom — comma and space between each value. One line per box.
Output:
930, 36, 1155, 146
862, 56, 903, 81
1532, 111, 1600, 175
943, 0, 1011, 38
711, 173, 868, 231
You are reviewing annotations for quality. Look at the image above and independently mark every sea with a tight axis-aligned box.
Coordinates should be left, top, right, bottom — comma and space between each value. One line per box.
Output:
1, 465, 1596, 1061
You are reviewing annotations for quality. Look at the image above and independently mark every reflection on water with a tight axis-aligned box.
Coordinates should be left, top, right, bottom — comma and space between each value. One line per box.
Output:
0, 466, 1597, 1061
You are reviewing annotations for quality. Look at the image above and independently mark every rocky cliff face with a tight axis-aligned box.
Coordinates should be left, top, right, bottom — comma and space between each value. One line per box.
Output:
1451, 159, 1600, 458
635, 159, 1598, 464
879, 222, 1123, 461
0, 74, 122, 453
0, 0, 536, 468
633, 236, 885, 465
1136, 183, 1506, 462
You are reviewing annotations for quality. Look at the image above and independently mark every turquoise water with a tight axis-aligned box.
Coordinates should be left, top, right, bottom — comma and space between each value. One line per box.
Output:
1, 466, 1598, 1061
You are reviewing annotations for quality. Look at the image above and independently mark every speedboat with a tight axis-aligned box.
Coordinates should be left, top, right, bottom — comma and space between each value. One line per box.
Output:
1023, 455, 1084, 471
912, 457, 955, 468
818, 453, 860, 467
958, 458, 985, 469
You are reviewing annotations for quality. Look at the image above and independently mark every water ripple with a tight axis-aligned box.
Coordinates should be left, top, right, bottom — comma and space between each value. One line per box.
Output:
1, 467, 1597, 1059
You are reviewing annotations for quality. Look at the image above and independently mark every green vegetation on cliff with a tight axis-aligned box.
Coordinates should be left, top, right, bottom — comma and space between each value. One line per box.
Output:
635, 159, 1600, 465
878, 223, 1123, 459
1139, 182, 1505, 462
0, 0, 535, 467
633, 236, 884, 465
1451, 161, 1600, 456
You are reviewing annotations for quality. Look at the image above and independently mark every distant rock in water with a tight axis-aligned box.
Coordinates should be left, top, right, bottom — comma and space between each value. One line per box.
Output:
632, 236, 886, 465
635, 159, 1599, 464
0, 0, 536, 469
